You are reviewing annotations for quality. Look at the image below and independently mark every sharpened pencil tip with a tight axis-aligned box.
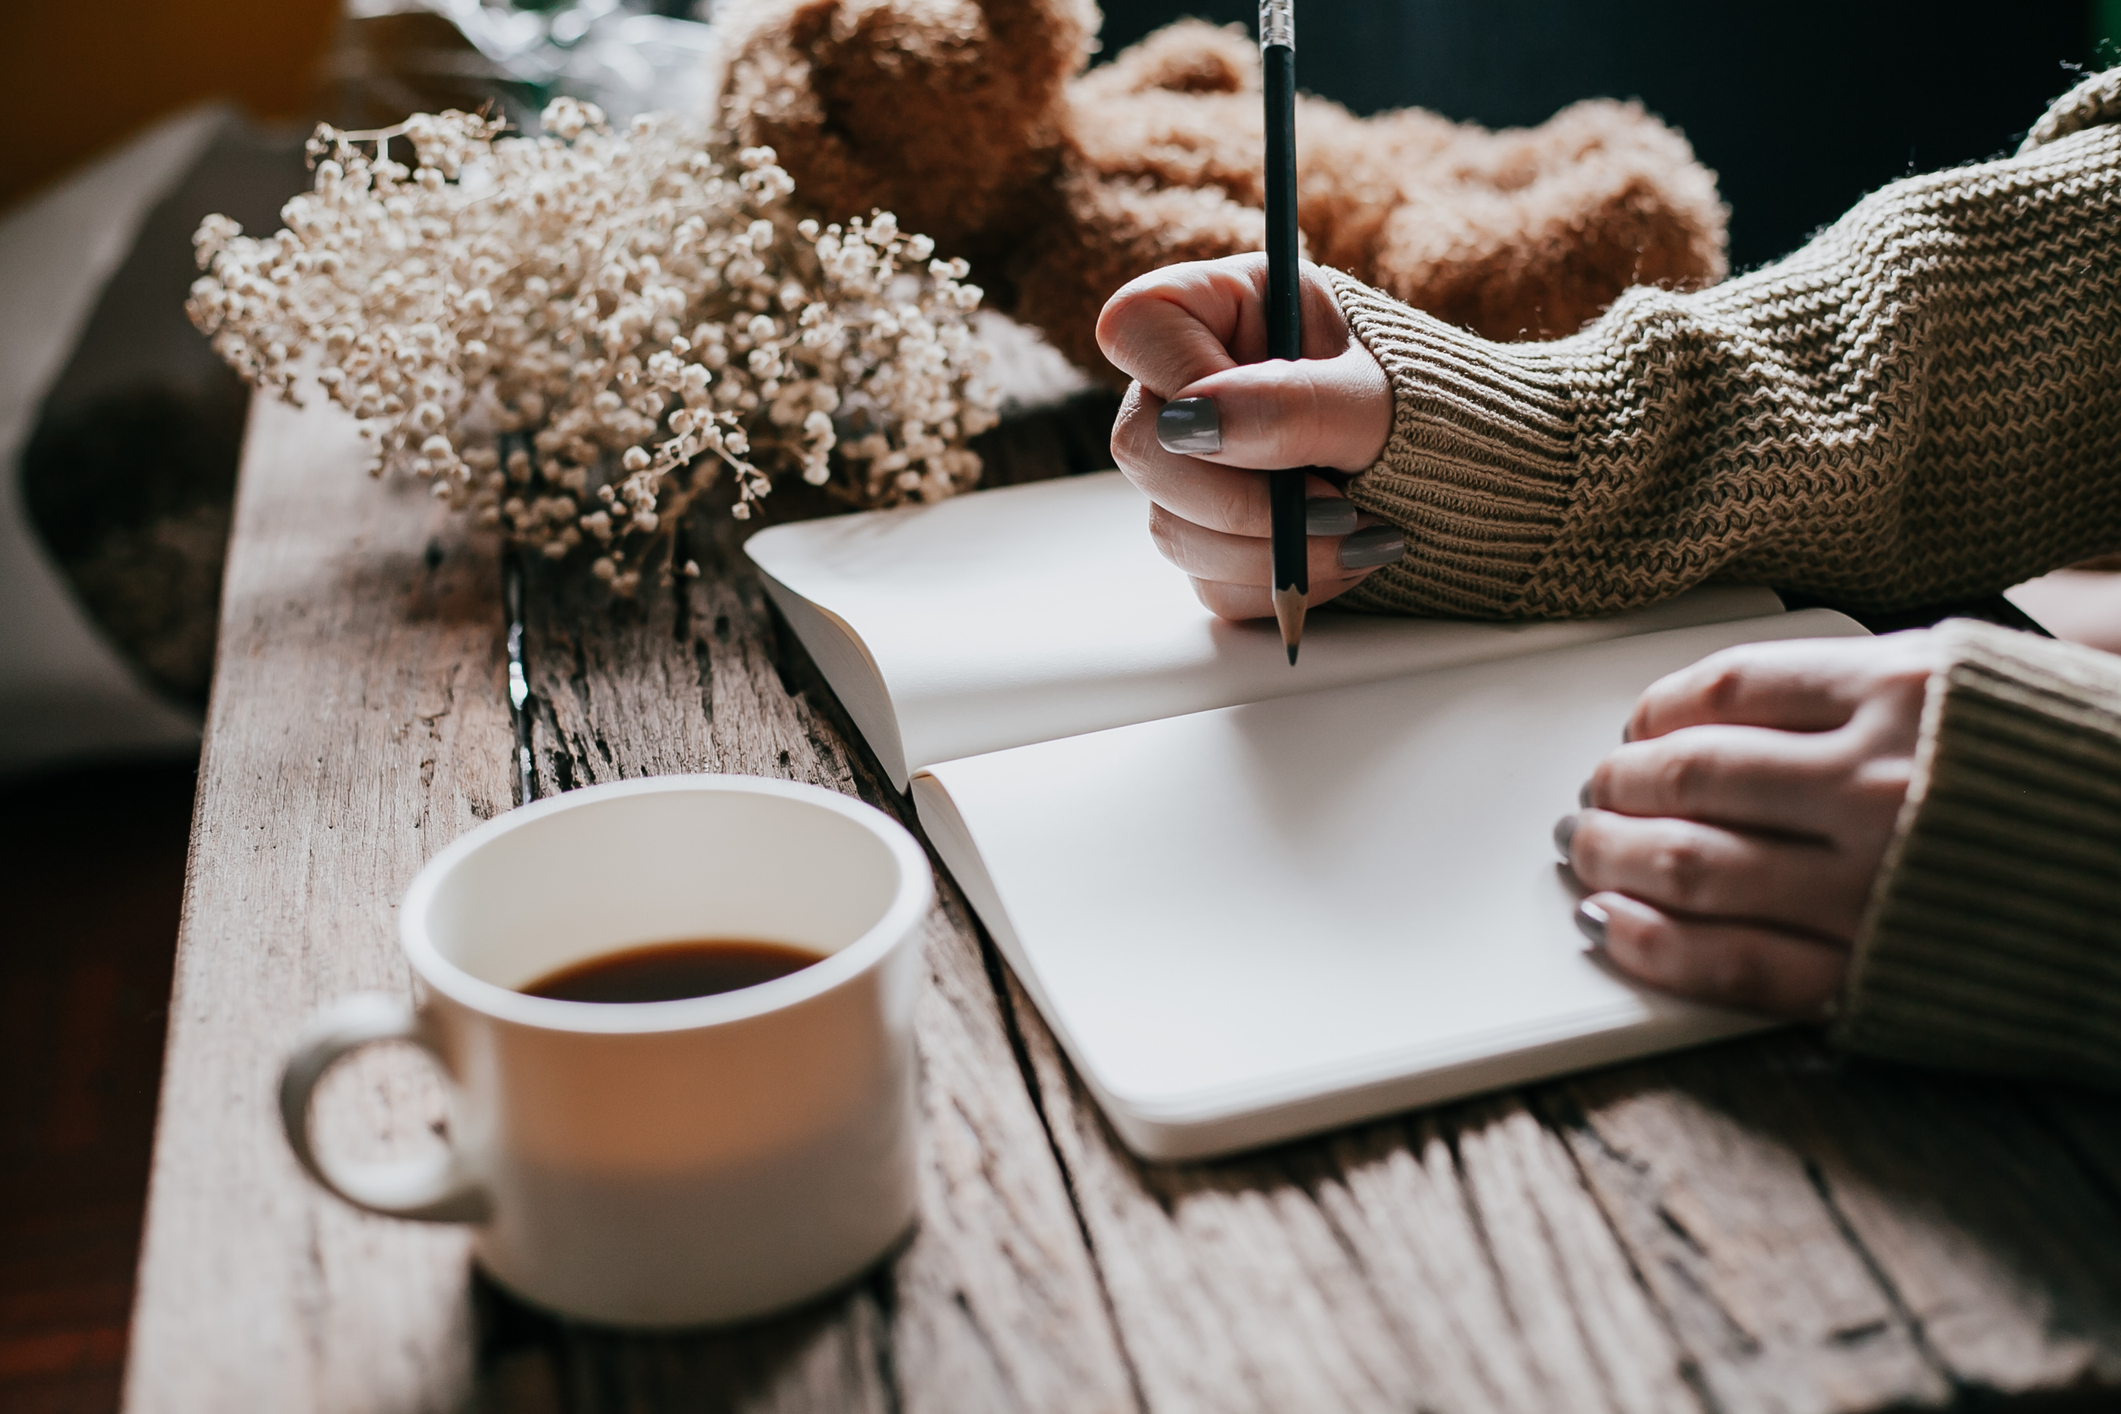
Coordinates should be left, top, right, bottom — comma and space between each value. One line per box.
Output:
1272, 585, 1307, 667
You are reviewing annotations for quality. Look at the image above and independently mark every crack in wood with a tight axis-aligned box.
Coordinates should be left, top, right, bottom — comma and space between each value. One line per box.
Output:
1658, 1252, 1765, 1360
1443, 1123, 1525, 1342
1830, 1319, 1892, 1348
670, 523, 693, 647
1527, 1068, 1968, 1407
567, 731, 601, 784
692, 636, 714, 726
1520, 1107, 1677, 1414
1657, 1201, 1712, 1262
505, 555, 538, 805
863, 1270, 906, 1414
1804, 1156, 1962, 1398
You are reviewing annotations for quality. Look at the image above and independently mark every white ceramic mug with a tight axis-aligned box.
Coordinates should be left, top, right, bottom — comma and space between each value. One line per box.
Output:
279, 774, 932, 1328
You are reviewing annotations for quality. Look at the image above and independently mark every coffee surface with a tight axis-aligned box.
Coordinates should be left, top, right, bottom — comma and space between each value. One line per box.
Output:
522, 939, 825, 1003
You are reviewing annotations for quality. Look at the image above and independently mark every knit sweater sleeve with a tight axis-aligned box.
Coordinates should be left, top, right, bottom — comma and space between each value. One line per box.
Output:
1327, 68, 2121, 620
1835, 620, 2121, 1085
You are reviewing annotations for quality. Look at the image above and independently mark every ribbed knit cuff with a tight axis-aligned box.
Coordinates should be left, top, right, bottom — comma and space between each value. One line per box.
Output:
1837, 620, 2121, 1086
1323, 269, 1583, 618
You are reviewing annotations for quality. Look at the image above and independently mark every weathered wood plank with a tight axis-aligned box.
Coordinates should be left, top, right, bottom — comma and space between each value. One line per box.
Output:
1546, 1041, 1952, 1413
1002, 966, 1698, 1414
507, 497, 1138, 1413
124, 397, 516, 1413
1012, 953, 2121, 1414
124, 393, 1137, 1414
1546, 1038, 2121, 1410
1789, 1063, 2121, 1394
128, 380, 2121, 1414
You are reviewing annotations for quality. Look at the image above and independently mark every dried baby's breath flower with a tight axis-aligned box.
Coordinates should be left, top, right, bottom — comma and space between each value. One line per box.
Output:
187, 100, 998, 586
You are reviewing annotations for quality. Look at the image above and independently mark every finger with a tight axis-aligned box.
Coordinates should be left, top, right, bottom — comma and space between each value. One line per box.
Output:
1561, 808, 1871, 942
1586, 723, 1852, 838
1580, 891, 1848, 1019
1162, 345, 1392, 474
1626, 634, 1927, 741
1096, 260, 1255, 396
1150, 501, 1402, 591
1115, 385, 1351, 535
1095, 255, 1358, 398
1190, 575, 1371, 621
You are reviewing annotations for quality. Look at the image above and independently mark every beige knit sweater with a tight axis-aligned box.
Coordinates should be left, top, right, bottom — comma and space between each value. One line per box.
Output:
1328, 68, 2121, 1086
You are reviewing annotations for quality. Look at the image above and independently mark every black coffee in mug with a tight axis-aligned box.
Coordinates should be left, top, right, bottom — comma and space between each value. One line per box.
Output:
521, 939, 826, 1004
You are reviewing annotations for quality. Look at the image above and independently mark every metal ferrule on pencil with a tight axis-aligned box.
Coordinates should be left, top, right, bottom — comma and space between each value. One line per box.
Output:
1259, 0, 1292, 51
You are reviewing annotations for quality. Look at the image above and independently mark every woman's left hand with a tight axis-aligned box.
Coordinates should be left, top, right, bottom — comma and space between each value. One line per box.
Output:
1558, 631, 1940, 1018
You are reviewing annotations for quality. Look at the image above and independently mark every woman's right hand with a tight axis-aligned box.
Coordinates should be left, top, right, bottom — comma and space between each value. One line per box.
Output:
1096, 254, 1399, 620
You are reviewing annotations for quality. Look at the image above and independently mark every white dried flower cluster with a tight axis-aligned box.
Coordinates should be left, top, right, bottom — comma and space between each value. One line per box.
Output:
187, 99, 998, 592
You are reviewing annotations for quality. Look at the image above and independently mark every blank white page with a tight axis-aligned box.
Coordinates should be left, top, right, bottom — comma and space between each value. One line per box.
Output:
747, 472, 1784, 788
914, 610, 1868, 1160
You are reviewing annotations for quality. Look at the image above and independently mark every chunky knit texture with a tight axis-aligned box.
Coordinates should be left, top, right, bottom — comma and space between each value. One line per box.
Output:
1328, 67, 2121, 621
1838, 621, 2121, 1084
1318, 69, 2121, 1087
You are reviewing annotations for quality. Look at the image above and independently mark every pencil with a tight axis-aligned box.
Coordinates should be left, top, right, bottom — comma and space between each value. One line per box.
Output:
1260, 0, 1305, 665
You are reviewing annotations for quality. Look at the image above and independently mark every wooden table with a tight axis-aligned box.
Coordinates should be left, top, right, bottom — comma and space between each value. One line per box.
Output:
123, 393, 2121, 1414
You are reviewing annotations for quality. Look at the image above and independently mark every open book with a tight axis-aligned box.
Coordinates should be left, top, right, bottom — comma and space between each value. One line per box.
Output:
747, 473, 1866, 1159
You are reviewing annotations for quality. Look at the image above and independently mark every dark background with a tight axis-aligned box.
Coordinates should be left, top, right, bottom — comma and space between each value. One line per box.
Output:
1099, 1, 2106, 271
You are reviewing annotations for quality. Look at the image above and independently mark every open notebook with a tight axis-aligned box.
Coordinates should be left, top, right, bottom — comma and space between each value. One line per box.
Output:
746, 474, 1867, 1159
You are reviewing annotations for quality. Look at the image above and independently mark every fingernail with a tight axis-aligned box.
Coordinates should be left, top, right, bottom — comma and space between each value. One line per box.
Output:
1578, 779, 1593, 808
1156, 397, 1221, 454
1575, 899, 1609, 949
1338, 524, 1406, 570
1306, 497, 1360, 536
1552, 812, 1577, 863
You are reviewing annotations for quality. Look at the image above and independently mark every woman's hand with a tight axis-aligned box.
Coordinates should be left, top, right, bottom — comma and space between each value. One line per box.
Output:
1558, 632, 1941, 1018
1096, 254, 1397, 620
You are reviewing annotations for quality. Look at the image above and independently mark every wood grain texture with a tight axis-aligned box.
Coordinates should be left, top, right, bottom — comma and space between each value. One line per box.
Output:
123, 384, 2121, 1414
1544, 1039, 2121, 1411
122, 394, 1136, 1413
1784, 1063, 2121, 1394
124, 397, 514, 1413
1548, 1042, 1951, 1414
501, 464, 1139, 1412
1003, 965, 1699, 1414
1009, 962, 2121, 1414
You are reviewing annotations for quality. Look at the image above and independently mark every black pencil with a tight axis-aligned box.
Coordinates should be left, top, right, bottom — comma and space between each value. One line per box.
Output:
1260, 0, 1305, 665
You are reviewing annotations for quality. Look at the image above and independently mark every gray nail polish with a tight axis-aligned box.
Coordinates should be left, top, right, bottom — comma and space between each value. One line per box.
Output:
1338, 524, 1406, 570
1157, 397, 1221, 454
1306, 497, 1360, 536
1578, 779, 1593, 808
1552, 813, 1577, 863
1575, 899, 1609, 949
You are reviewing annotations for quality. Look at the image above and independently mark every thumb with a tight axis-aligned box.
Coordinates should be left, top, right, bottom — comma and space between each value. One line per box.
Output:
1096, 257, 1261, 398
1163, 342, 1391, 473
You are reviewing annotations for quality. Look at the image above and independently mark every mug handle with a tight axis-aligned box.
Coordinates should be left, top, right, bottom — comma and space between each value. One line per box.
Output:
278, 993, 492, 1223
